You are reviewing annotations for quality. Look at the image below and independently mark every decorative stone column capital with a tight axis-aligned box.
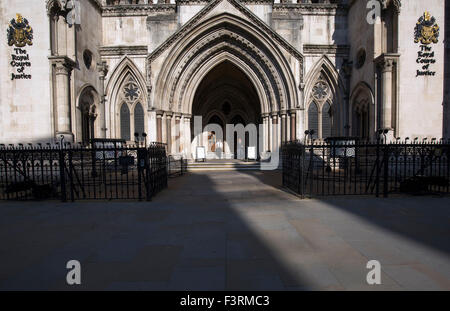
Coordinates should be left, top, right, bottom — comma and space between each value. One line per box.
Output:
50, 56, 76, 74
374, 53, 399, 73
289, 108, 298, 115
165, 111, 173, 118
49, 56, 75, 76
97, 61, 109, 79
156, 110, 164, 117
381, 59, 394, 72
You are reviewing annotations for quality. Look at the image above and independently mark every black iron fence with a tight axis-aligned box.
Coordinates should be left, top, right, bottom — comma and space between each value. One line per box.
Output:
0, 141, 168, 201
168, 156, 187, 178
282, 139, 450, 198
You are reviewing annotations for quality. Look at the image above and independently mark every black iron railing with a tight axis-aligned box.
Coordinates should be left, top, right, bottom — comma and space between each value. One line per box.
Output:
0, 141, 168, 201
168, 156, 187, 178
282, 139, 450, 198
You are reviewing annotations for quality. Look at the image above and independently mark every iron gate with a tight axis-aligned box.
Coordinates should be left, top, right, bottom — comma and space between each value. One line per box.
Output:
282, 140, 450, 198
0, 142, 168, 201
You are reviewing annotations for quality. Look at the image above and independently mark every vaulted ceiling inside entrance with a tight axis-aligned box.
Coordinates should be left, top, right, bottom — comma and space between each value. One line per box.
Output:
192, 61, 261, 124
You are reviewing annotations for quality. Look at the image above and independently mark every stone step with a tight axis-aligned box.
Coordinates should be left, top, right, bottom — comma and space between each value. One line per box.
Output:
186, 161, 262, 171
184, 161, 283, 171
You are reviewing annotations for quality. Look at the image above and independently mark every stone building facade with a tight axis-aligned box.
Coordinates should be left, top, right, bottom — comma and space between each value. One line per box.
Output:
0, 0, 447, 159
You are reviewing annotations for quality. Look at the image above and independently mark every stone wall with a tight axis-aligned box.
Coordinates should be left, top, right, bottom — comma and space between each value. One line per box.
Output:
397, 0, 445, 139
0, 0, 52, 144
73, 0, 103, 141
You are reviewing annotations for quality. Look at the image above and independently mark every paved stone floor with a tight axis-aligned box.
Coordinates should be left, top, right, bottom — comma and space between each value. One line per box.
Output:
0, 170, 449, 290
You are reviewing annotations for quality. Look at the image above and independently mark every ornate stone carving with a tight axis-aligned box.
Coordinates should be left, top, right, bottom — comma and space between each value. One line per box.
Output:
97, 61, 109, 79
123, 77, 142, 103
50, 56, 75, 75
312, 80, 329, 102
273, 1, 347, 16
310, 74, 333, 104
147, 0, 304, 63
102, 3, 176, 17
303, 44, 350, 56
99, 45, 148, 56
169, 30, 284, 113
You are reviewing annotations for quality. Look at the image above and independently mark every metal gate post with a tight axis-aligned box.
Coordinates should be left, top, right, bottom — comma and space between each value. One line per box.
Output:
383, 144, 389, 197
300, 144, 306, 198
59, 149, 67, 202
68, 149, 75, 202
145, 147, 151, 202
375, 139, 381, 197
137, 148, 143, 201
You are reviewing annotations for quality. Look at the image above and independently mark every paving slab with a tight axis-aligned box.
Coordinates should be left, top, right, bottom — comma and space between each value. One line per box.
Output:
0, 171, 449, 290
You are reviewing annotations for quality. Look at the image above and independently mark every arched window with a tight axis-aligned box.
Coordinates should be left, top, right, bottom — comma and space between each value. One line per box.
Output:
308, 102, 319, 139
310, 73, 335, 139
119, 74, 144, 141
322, 102, 333, 139
120, 103, 131, 141
134, 103, 145, 139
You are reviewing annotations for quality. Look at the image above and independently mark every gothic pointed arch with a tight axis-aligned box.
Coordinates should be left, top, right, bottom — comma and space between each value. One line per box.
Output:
150, 12, 300, 115
304, 56, 346, 138
106, 56, 148, 140
304, 55, 346, 106
350, 82, 375, 139
76, 84, 100, 144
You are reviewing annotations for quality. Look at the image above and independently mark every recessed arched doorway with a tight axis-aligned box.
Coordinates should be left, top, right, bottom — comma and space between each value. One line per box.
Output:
77, 86, 100, 145
191, 61, 261, 159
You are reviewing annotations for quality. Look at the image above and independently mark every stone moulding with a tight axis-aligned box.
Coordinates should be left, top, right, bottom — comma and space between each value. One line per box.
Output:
273, 3, 347, 16
303, 44, 350, 56
99, 46, 149, 57
102, 4, 176, 17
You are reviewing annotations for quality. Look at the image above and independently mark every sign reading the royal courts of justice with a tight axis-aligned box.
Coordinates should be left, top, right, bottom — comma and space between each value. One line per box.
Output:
414, 11, 440, 78
7, 14, 33, 80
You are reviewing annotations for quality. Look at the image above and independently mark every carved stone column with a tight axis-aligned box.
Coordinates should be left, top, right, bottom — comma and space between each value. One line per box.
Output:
97, 61, 109, 138
268, 114, 273, 152
375, 53, 399, 138
261, 114, 268, 152
49, 57, 75, 142
280, 111, 287, 143
290, 109, 297, 141
175, 113, 181, 154
183, 114, 192, 158
166, 112, 173, 154
381, 58, 394, 130
156, 110, 163, 143
271, 112, 279, 151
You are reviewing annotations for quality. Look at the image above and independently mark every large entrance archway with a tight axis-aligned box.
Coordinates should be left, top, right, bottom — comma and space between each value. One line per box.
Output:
150, 12, 303, 159
192, 61, 261, 159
